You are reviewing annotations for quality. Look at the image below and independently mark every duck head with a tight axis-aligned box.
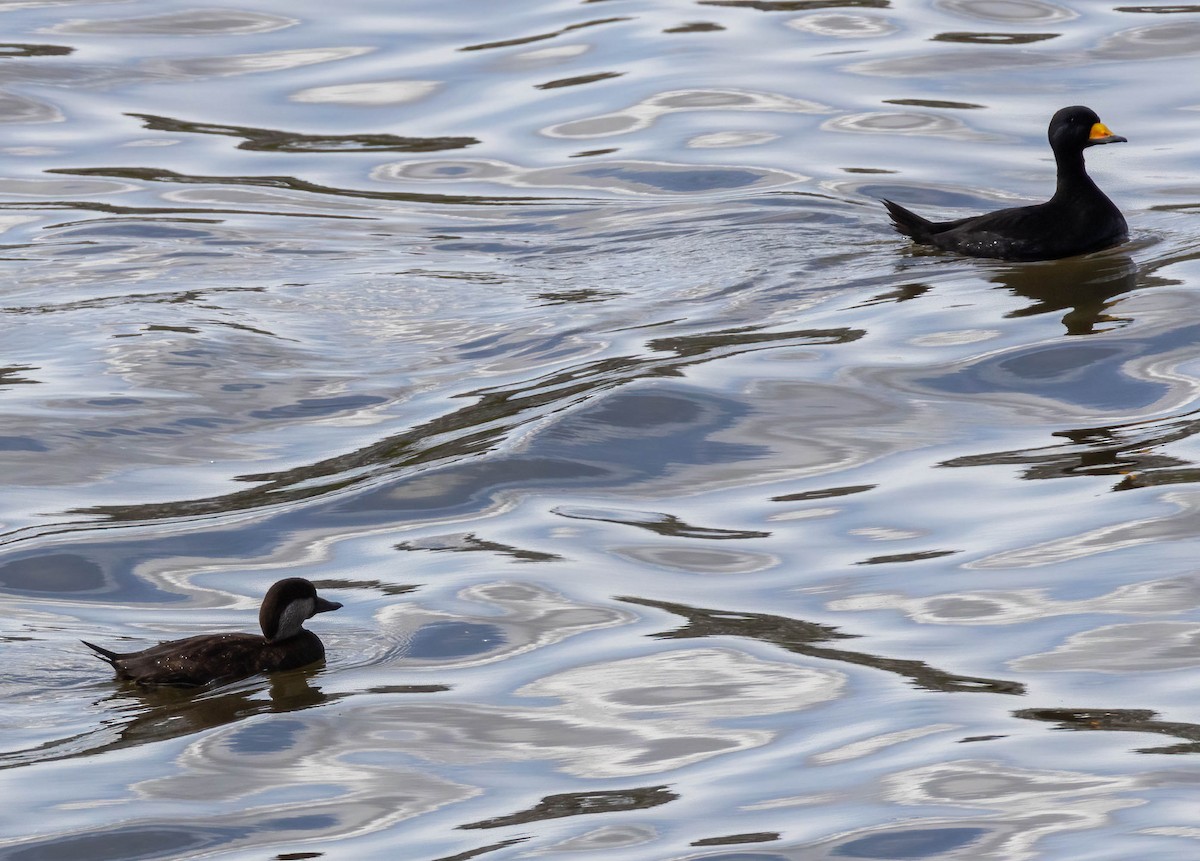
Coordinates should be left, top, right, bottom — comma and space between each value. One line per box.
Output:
259, 577, 342, 643
1049, 105, 1126, 153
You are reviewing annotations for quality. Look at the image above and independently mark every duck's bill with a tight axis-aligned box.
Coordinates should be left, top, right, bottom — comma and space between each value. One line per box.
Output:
1089, 122, 1127, 145
315, 597, 343, 613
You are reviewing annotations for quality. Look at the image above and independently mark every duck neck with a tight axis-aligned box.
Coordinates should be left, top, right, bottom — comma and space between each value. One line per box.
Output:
1053, 146, 1097, 201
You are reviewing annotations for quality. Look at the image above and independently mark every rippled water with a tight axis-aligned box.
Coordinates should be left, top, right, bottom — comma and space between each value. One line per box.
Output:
4, 0, 1200, 858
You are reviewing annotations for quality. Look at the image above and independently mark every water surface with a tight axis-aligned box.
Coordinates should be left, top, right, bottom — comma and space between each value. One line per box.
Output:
4, 0, 1200, 859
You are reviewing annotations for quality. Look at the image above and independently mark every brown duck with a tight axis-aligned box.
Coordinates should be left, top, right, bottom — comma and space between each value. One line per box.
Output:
83, 577, 342, 687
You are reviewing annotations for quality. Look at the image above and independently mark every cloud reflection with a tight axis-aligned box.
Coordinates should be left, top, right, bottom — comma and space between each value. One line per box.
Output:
543, 89, 829, 139
832, 576, 1200, 625
148, 46, 373, 78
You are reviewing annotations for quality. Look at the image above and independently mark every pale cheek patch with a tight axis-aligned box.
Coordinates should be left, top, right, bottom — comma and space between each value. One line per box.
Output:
273, 597, 315, 641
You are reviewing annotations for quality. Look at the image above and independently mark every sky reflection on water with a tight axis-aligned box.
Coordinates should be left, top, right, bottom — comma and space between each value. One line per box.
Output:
5, 0, 1200, 859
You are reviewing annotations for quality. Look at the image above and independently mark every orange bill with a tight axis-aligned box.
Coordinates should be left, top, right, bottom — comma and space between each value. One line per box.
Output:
1089, 122, 1127, 144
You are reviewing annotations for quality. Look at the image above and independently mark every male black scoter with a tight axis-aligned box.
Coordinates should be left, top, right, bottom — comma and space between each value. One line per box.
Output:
83, 577, 342, 687
882, 106, 1127, 261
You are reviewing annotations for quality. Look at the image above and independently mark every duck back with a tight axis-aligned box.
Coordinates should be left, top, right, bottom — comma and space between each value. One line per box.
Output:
85, 630, 326, 687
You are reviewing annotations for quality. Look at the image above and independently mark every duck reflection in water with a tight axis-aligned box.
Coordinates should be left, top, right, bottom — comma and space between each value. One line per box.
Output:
990, 252, 1138, 335
109, 667, 333, 751
83, 577, 342, 687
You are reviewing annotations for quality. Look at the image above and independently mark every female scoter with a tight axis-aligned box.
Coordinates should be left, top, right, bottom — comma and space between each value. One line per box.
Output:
882, 106, 1127, 261
83, 577, 342, 687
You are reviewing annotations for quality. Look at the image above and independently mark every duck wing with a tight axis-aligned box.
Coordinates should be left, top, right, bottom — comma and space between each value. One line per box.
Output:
886, 198, 1069, 261
884, 195, 1126, 262
89, 633, 270, 687
928, 200, 1125, 261
924, 203, 1052, 260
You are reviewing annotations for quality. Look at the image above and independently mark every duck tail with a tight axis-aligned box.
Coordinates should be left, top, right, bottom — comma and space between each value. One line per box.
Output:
81, 640, 120, 665
882, 199, 933, 241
